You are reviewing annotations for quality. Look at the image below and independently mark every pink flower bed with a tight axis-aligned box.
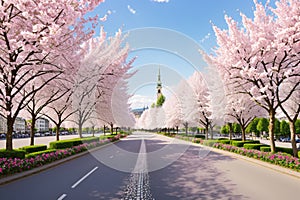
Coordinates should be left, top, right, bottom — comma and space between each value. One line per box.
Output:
0, 136, 122, 177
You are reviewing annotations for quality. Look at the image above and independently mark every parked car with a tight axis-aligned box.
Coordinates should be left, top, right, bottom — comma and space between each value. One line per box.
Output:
280, 137, 290, 142
34, 133, 41, 137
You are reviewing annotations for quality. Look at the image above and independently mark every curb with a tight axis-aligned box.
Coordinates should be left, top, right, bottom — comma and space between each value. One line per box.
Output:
0, 140, 120, 185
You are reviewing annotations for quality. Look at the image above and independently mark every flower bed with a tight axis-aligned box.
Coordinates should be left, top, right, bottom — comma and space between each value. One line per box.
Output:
213, 143, 300, 172
0, 134, 124, 177
168, 134, 300, 172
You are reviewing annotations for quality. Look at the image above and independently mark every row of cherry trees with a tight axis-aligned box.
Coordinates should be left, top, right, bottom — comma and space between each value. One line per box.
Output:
0, 1, 134, 150
205, 0, 300, 156
136, 0, 299, 157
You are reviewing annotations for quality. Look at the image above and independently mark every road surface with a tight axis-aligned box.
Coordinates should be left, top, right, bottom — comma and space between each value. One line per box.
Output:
0, 131, 299, 200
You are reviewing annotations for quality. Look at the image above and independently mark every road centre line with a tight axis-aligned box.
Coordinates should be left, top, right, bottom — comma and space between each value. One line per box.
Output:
71, 166, 99, 189
57, 194, 67, 200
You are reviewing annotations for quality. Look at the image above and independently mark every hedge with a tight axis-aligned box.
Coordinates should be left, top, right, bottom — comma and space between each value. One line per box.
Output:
49, 140, 74, 149
243, 144, 265, 150
0, 149, 26, 159
218, 140, 231, 144
20, 145, 47, 154
259, 146, 296, 156
49, 137, 99, 149
203, 140, 217, 147
230, 139, 242, 145
194, 135, 205, 139
26, 149, 58, 158
231, 140, 260, 147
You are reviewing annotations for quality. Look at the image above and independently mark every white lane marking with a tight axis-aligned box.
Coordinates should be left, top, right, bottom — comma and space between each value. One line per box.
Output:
71, 166, 98, 189
110, 155, 114, 158
57, 194, 67, 200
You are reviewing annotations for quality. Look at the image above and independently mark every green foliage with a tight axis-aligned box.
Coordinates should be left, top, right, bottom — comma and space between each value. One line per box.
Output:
243, 144, 265, 150
246, 118, 260, 135
257, 118, 269, 133
296, 119, 300, 134
274, 118, 280, 136
156, 94, 165, 107
232, 123, 241, 133
26, 149, 58, 158
280, 120, 290, 136
220, 125, 229, 134
20, 145, 47, 154
0, 149, 26, 159
203, 140, 217, 147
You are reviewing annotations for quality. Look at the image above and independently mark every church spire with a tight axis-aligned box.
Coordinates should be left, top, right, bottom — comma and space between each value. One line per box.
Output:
157, 67, 162, 99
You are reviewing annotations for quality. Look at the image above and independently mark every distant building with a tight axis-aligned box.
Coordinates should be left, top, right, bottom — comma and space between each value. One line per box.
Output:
131, 106, 149, 118
13, 117, 26, 133
35, 118, 50, 132
157, 67, 163, 100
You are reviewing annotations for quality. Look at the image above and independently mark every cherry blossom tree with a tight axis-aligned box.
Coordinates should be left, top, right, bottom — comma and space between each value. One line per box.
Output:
205, 0, 300, 153
187, 72, 212, 139
71, 28, 134, 136
0, 0, 104, 150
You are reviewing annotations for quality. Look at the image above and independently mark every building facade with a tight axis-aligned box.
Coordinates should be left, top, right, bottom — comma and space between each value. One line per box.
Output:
35, 118, 50, 132
13, 117, 26, 133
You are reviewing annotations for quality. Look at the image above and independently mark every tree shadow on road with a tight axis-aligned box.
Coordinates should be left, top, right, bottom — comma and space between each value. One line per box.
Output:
149, 146, 248, 200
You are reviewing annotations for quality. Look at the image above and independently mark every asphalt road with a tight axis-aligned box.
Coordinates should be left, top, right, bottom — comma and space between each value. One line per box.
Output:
0, 131, 299, 200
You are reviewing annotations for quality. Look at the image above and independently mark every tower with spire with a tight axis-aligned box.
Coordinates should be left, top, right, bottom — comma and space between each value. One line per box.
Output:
157, 67, 162, 100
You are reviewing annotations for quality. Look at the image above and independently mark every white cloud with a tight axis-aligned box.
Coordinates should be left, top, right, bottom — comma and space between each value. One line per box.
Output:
152, 0, 170, 3
129, 95, 155, 109
127, 5, 136, 14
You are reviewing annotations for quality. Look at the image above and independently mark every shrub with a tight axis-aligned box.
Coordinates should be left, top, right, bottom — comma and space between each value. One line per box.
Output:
276, 147, 294, 155
218, 140, 230, 144
243, 144, 264, 150
0, 149, 26, 159
49, 137, 100, 149
217, 138, 228, 140
194, 135, 205, 139
203, 140, 217, 147
260, 146, 271, 152
26, 149, 57, 158
230, 139, 242, 145
20, 145, 47, 154
49, 140, 74, 149
231, 140, 260, 147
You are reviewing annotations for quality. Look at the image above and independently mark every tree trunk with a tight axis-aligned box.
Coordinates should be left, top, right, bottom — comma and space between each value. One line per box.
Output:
176, 126, 178, 134
289, 122, 298, 158
110, 123, 113, 135
241, 126, 246, 141
210, 127, 213, 140
6, 116, 14, 151
228, 123, 233, 140
205, 126, 209, 140
92, 126, 95, 137
56, 125, 60, 141
79, 123, 83, 138
30, 116, 36, 146
269, 109, 276, 153
103, 125, 106, 136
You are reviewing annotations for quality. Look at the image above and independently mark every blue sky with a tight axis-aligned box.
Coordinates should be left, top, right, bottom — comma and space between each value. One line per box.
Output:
91, 0, 272, 108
